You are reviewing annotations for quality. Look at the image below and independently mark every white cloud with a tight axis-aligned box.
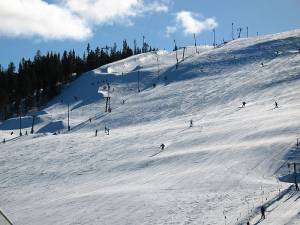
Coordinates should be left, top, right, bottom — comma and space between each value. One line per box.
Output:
166, 26, 177, 37
144, 1, 169, 13
64, 0, 169, 26
64, 0, 142, 25
166, 11, 218, 36
0, 0, 169, 41
0, 0, 91, 40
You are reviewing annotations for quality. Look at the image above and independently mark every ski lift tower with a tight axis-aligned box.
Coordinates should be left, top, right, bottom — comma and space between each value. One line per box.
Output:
102, 83, 113, 113
287, 162, 300, 191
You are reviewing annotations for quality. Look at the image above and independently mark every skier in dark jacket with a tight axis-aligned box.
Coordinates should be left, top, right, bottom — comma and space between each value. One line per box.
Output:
160, 143, 165, 150
190, 119, 193, 127
242, 101, 246, 107
95, 129, 98, 137
261, 206, 266, 219
275, 101, 278, 108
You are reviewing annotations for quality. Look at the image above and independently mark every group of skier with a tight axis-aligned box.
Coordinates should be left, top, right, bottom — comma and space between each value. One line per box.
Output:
94, 126, 110, 137
241, 101, 278, 109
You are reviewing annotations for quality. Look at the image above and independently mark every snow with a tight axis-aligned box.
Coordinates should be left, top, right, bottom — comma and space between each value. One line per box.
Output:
1, 29, 300, 225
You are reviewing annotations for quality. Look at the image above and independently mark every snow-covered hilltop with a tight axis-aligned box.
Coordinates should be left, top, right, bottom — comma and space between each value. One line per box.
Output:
1, 29, 300, 225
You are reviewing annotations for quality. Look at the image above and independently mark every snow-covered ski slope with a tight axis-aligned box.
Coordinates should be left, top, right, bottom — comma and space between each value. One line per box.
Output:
1, 29, 300, 225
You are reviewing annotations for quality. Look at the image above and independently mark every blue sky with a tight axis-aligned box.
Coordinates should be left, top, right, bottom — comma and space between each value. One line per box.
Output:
0, 0, 299, 69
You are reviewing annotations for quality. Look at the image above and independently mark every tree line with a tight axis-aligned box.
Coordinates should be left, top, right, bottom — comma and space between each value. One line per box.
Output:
0, 40, 156, 120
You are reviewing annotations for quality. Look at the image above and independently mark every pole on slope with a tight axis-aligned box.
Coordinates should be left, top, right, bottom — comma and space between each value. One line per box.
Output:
138, 70, 140, 92
237, 28, 243, 38
19, 105, 22, 136
67, 104, 70, 131
182, 47, 186, 61
142, 35, 145, 53
293, 163, 299, 191
30, 115, 35, 134
193, 33, 198, 54
213, 29, 216, 48
232, 23, 234, 40
174, 39, 178, 69
156, 53, 160, 80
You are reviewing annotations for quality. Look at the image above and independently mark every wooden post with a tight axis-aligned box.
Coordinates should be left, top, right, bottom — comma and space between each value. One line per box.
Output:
213, 29, 216, 47
294, 163, 299, 191
142, 36, 145, 53
174, 40, 178, 68
31, 115, 35, 134
67, 104, 70, 131
156, 55, 159, 80
193, 33, 198, 53
182, 47, 186, 61
232, 22, 234, 40
19, 106, 22, 136
138, 70, 140, 92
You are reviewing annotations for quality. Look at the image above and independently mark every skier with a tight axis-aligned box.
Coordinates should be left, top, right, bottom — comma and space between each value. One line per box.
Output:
275, 101, 278, 108
261, 206, 266, 219
295, 182, 299, 191
261, 62, 264, 67
95, 129, 98, 137
160, 143, 165, 150
89, 118, 92, 123
2, 138, 5, 144
190, 119, 193, 127
10, 131, 13, 135
247, 221, 250, 225
105, 126, 110, 135
25, 130, 28, 136
242, 101, 246, 107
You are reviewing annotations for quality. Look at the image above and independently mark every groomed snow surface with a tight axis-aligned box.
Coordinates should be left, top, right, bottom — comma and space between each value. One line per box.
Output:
1, 30, 300, 225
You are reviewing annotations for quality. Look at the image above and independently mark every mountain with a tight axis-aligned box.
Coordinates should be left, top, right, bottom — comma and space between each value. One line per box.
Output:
1, 29, 300, 225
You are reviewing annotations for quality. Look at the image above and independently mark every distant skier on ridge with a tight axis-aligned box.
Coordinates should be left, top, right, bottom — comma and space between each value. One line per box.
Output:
160, 143, 165, 150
